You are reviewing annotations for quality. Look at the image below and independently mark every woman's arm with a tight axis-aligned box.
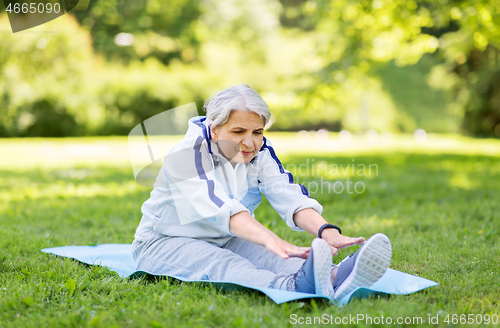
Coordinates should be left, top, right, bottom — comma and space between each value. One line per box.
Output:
293, 208, 365, 255
229, 211, 310, 259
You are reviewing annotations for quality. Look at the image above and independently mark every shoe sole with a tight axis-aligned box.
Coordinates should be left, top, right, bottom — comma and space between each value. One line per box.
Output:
311, 238, 335, 299
333, 233, 392, 301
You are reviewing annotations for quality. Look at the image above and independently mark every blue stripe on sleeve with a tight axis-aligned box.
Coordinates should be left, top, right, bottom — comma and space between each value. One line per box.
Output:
193, 136, 224, 207
298, 184, 311, 198
262, 138, 285, 173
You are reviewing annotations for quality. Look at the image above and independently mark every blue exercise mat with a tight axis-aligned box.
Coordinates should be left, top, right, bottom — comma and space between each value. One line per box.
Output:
41, 244, 438, 305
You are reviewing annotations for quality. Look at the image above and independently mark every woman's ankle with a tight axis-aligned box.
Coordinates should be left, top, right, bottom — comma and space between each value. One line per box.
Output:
331, 266, 339, 284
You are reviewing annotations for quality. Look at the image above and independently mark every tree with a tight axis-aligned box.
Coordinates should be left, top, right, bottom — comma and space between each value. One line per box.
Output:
0, 14, 96, 137
304, 0, 500, 135
71, 0, 202, 65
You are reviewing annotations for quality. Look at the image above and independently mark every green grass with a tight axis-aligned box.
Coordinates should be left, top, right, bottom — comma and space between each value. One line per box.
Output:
1, 134, 499, 327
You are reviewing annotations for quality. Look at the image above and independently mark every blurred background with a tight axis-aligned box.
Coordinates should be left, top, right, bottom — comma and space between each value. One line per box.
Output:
0, 0, 499, 138
2, 3, 500, 325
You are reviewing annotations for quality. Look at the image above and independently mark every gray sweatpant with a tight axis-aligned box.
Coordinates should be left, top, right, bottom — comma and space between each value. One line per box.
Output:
132, 233, 308, 289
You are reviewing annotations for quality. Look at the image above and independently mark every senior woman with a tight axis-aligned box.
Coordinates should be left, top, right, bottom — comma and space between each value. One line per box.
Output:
132, 84, 392, 301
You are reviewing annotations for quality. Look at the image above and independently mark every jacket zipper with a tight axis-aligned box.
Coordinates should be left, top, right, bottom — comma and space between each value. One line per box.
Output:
220, 161, 234, 199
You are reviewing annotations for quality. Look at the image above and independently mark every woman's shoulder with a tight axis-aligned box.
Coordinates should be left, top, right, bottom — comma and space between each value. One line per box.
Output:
258, 136, 279, 157
252, 136, 281, 167
171, 116, 209, 148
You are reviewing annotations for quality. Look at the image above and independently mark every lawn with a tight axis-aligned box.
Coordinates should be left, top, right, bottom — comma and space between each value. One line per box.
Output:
1, 134, 499, 327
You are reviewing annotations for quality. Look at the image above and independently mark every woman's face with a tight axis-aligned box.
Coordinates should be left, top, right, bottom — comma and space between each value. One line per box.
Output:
210, 110, 264, 165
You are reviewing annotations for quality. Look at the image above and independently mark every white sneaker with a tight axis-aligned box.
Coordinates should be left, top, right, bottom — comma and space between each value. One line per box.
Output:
332, 233, 392, 301
293, 238, 334, 299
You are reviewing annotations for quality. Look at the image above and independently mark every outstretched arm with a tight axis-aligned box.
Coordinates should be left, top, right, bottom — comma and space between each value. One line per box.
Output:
229, 211, 310, 259
293, 208, 365, 255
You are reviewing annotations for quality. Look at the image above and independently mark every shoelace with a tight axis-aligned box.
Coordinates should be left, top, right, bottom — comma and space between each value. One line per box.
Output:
293, 267, 306, 291
282, 266, 310, 293
286, 253, 356, 293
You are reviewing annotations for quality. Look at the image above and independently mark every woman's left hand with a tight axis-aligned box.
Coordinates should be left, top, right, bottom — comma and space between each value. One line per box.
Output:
320, 229, 365, 256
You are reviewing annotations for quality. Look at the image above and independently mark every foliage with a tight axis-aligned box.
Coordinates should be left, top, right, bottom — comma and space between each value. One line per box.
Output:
70, 0, 283, 65
0, 14, 216, 137
0, 14, 95, 137
72, 0, 202, 65
302, 0, 500, 135
1, 0, 500, 136
429, 45, 500, 136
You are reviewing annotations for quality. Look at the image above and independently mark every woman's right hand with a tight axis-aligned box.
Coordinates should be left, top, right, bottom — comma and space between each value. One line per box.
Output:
264, 234, 310, 259
229, 211, 309, 259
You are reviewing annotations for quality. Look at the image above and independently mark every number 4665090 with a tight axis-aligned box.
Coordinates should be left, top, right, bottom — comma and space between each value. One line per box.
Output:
444, 314, 499, 325
5, 2, 61, 14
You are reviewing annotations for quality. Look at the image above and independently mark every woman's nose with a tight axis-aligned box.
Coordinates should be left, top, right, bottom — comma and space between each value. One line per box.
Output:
241, 134, 252, 147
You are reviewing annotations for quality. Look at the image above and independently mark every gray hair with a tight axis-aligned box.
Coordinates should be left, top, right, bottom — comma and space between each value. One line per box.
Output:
203, 84, 271, 128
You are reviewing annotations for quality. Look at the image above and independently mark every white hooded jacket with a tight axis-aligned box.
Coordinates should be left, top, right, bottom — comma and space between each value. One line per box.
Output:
134, 116, 323, 246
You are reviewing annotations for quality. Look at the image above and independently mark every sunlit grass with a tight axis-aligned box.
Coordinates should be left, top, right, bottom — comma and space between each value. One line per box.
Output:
1, 135, 499, 327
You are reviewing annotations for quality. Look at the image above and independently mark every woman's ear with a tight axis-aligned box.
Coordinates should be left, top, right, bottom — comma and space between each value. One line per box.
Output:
210, 124, 217, 139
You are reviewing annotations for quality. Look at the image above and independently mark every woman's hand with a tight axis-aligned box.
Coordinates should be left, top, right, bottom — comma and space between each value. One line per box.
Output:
263, 234, 310, 259
320, 229, 365, 256
292, 208, 365, 256
229, 211, 309, 259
